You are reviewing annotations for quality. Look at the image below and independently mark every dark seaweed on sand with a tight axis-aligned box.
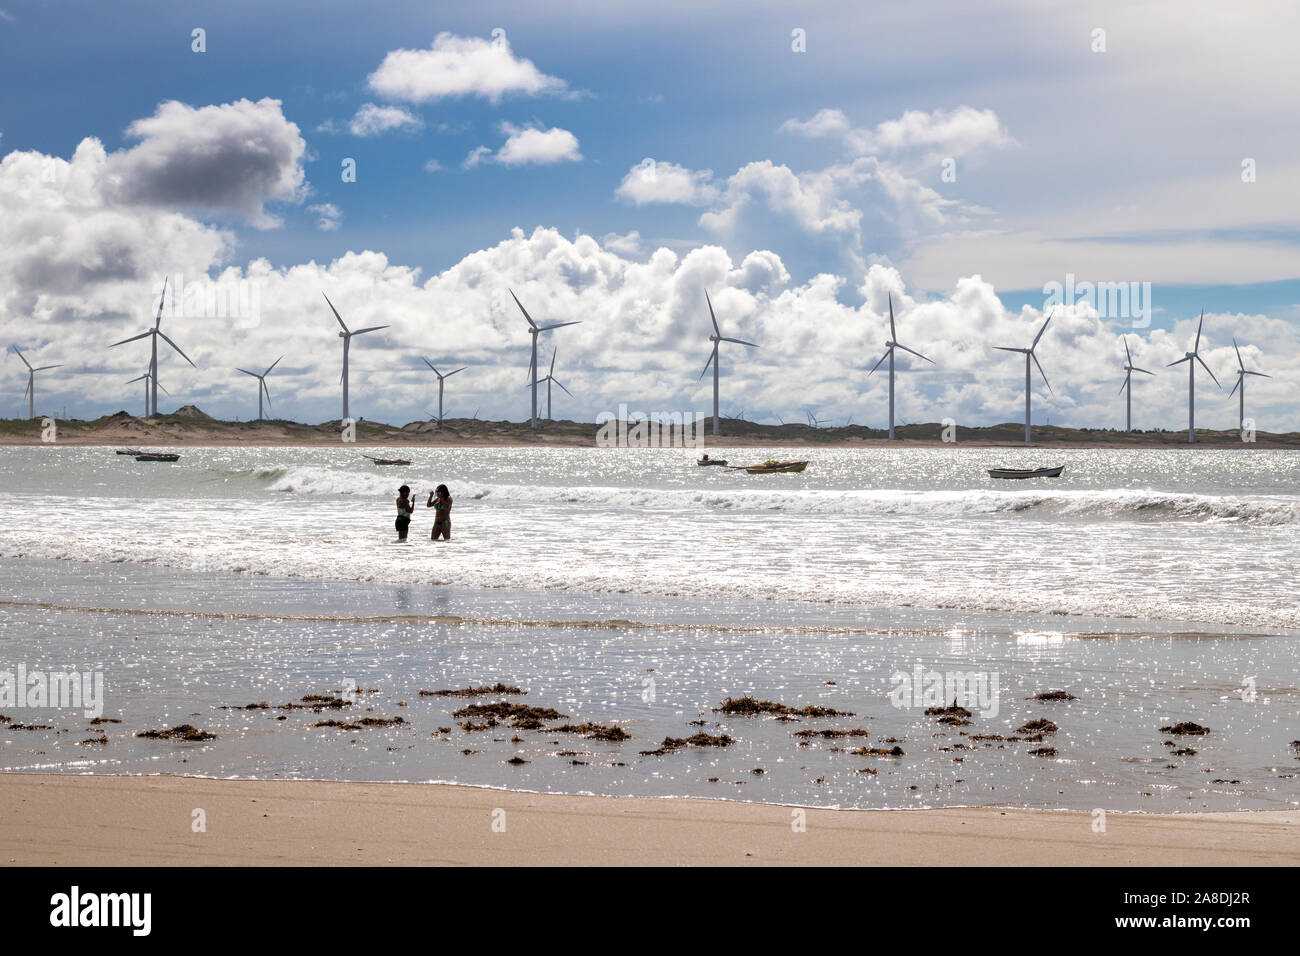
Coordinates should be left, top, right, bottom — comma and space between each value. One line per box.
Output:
792, 727, 870, 739
714, 696, 853, 717
453, 702, 567, 728
924, 703, 972, 718
1160, 722, 1210, 736
314, 720, 361, 730
1016, 718, 1059, 735
640, 732, 734, 756
852, 746, 903, 757
421, 683, 526, 697
1030, 691, 1077, 701
279, 695, 350, 711
547, 722, 630, 742
137, 724, 216, 741
1028, 746, 1057, 757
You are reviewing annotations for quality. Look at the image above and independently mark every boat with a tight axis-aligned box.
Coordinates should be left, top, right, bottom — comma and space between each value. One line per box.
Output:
987, 466, 1063, 480
697, 457, 728, 466
135, 453, 180, 463
115, 449, 143, 455
743, 459, 809, 474
363, 455, 411, 466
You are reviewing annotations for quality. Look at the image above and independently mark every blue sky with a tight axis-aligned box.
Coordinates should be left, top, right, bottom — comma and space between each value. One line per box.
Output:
2, 0, 1299, 430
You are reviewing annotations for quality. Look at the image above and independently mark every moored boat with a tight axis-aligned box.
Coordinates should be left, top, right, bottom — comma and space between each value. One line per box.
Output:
363, 455, 411, 466
988, 466, 1063, 479
697, 457, 728, 466
135, 453, 180, 462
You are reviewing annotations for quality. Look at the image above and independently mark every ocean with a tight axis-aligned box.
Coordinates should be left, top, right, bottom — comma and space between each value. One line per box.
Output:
0, 444, 1296, 812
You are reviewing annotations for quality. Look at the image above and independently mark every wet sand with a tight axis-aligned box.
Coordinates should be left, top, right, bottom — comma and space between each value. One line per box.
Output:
2, 774, 1296, 866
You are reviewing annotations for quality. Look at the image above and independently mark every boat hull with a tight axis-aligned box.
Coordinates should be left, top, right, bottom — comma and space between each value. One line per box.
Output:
988, 466, 1063, 479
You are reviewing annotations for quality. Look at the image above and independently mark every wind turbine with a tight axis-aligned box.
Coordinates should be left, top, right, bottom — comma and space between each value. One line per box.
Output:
867, 294, 934, 439
126, 369, 167, 418
805, 409, 827, 428
1118, 336, 1155, 432
10, 346, 62, 419
1166, 310, 1220, 443
1227, 337, 1269, 435
511, 290, 579, 430
994, 311, 1054, 443
421, 359, 466, 424
236, 355, 283, 421
524, 348, 572, 420
109, 277, 195, 417
700, 290, 758, 436
322, 293, 388, 422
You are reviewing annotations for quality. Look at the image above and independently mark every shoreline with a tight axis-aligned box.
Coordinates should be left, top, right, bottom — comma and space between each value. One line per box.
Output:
2, 773, 1296, 866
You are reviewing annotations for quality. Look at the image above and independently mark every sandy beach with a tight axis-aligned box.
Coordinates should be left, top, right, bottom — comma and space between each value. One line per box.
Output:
1, 774, 1296, 866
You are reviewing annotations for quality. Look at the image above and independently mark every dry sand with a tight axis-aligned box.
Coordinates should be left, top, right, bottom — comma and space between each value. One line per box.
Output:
1, 773, 1295, 866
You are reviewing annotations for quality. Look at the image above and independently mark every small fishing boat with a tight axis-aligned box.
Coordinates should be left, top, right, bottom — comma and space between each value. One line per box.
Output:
743, 459, 809, 474
115, 449, 143, 456
135, 453, 180, 463
363, 455, 411, 466
988, 466, 1063, 480
697, 457, 728, 467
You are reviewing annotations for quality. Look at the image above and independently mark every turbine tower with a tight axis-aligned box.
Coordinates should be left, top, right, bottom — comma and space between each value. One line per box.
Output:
994, 311, 1054, 443
126, 370, 167, 418
10, 346, 62, 419
699, 290, 758, 437
510, 290, 579, 430
524, 348, 572, 420
1227, 337, 1269, 435
421, 359, 466, 424
236, 355, 283, 421
323, 293, 388, 422
867, 293, 934, 439
1166, 310, 1219, 444
109, 277, 195, 417
1118, 336, 1155, 432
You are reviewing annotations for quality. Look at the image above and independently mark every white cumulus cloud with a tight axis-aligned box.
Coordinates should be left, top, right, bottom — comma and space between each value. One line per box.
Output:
366, 32, 568, 105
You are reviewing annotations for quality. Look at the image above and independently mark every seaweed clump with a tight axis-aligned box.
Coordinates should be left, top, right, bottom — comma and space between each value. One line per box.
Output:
421, 683, 526, 698
714, 696, 853, 718
1016, 719, 1059, 735
852, 746, 904, 757
1028, 746, 1057, 757
1030, 691, 1077, 701
547, 723, 631, 742
640, 732, 735, 756
137, 724, 216, 741
453, 702, 566, 730
1160, 722, 1210, 736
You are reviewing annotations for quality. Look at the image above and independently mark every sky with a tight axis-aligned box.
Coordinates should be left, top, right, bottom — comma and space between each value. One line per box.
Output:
1, 0, 1299, 431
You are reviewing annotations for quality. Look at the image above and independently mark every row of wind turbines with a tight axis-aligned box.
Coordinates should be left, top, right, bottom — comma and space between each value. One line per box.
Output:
7, 284, 1274, 442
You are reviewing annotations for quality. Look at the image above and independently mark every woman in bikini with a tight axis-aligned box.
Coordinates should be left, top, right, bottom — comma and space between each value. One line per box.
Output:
395, 485, 414, 541
428, 484, 453, 540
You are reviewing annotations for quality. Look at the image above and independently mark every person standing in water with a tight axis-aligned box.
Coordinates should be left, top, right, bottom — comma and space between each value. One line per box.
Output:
395, 485, 414, 541
428, 484, 452, 540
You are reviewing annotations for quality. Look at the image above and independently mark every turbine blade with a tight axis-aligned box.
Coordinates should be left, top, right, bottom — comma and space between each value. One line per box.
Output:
539, 321, 580, 331
154, 275, 168, 329
553, 378, 573, 398
264, 355, 283, 376
1118, 374, 1129, 396
1233, 337, 1244, 371
705, 290, 720, 337
1197, 354, 1220, 387
1132, 366, 1155, 375
510, 290, 538, 329
1246, 371, 1271, 378
1033, 310, 1053, 348
1123, 336, 1133, 364
157, 380, 170, 396
1167, 356, 1191, 367
236, 368, 259, 377
1194, 309, 1204, 352
422, 357, 438, 373
720, 337, 759, 348
549, 349, 556, 376
125, 375, 147, 384
322, 293, 348, 333
888, 293, 896, 342
157, 331, 196, 368
1032, 352, 1053, 395
867, 348, 891, 376
263, 380, 273, 412
23, 378, 31, 399
34, 364, 63, 371
1227, 376, 1240, 398
11, 346, 32, 370
352, 325, 389, 335
894, 342, 934, 364
109, 331, 152, 348
446, 367, 466, 377
699, 347, 717, 380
